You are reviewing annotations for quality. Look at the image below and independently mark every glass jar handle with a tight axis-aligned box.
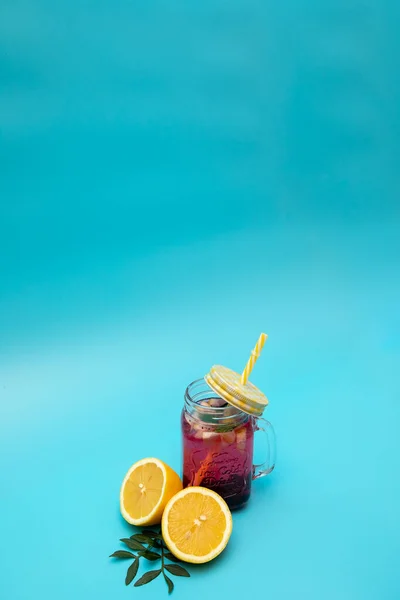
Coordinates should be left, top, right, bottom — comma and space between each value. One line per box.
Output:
252, 417, 276, 480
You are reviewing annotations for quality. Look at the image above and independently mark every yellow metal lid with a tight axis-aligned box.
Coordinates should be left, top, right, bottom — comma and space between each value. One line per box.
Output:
205, 364, 268, 417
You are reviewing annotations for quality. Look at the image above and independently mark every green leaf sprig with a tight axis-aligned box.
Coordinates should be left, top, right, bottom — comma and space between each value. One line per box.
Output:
110, 529, 190, 594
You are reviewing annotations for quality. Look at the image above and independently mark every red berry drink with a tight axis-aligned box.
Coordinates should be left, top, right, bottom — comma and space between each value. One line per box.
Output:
182, 399, 254, 509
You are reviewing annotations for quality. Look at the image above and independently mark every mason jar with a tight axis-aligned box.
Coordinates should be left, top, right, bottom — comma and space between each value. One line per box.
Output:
182, 378, 276, 509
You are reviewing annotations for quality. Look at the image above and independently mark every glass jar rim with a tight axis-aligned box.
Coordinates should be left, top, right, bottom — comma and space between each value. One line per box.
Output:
184, 378, 249, 427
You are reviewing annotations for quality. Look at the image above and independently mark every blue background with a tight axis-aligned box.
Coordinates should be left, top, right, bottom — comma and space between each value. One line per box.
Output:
1, 1, 399, 599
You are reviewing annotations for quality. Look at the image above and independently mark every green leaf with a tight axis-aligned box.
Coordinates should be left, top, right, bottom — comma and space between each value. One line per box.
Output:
125, 558, 139, 585
165, 564, 190, 578
139, 550, 161, 561
164, 552, 180, 563
120, 538, 146, 551
215, 424, 235, 433
142, 529, 163, 540
130, 533, 154, 544
164, 573, 174, 594
109, 550, 136, 559
134, 569, 162, 587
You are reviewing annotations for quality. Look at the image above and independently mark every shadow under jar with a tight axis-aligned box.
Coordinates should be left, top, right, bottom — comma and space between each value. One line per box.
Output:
182, 379, 276, 509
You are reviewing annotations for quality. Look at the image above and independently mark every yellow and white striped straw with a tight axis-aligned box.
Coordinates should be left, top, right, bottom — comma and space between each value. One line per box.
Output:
240, 333, 268, 385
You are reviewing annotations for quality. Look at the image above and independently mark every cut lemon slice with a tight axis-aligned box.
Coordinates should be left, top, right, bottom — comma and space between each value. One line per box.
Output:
161, 487, 233, 564
120, 458, 182, 526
